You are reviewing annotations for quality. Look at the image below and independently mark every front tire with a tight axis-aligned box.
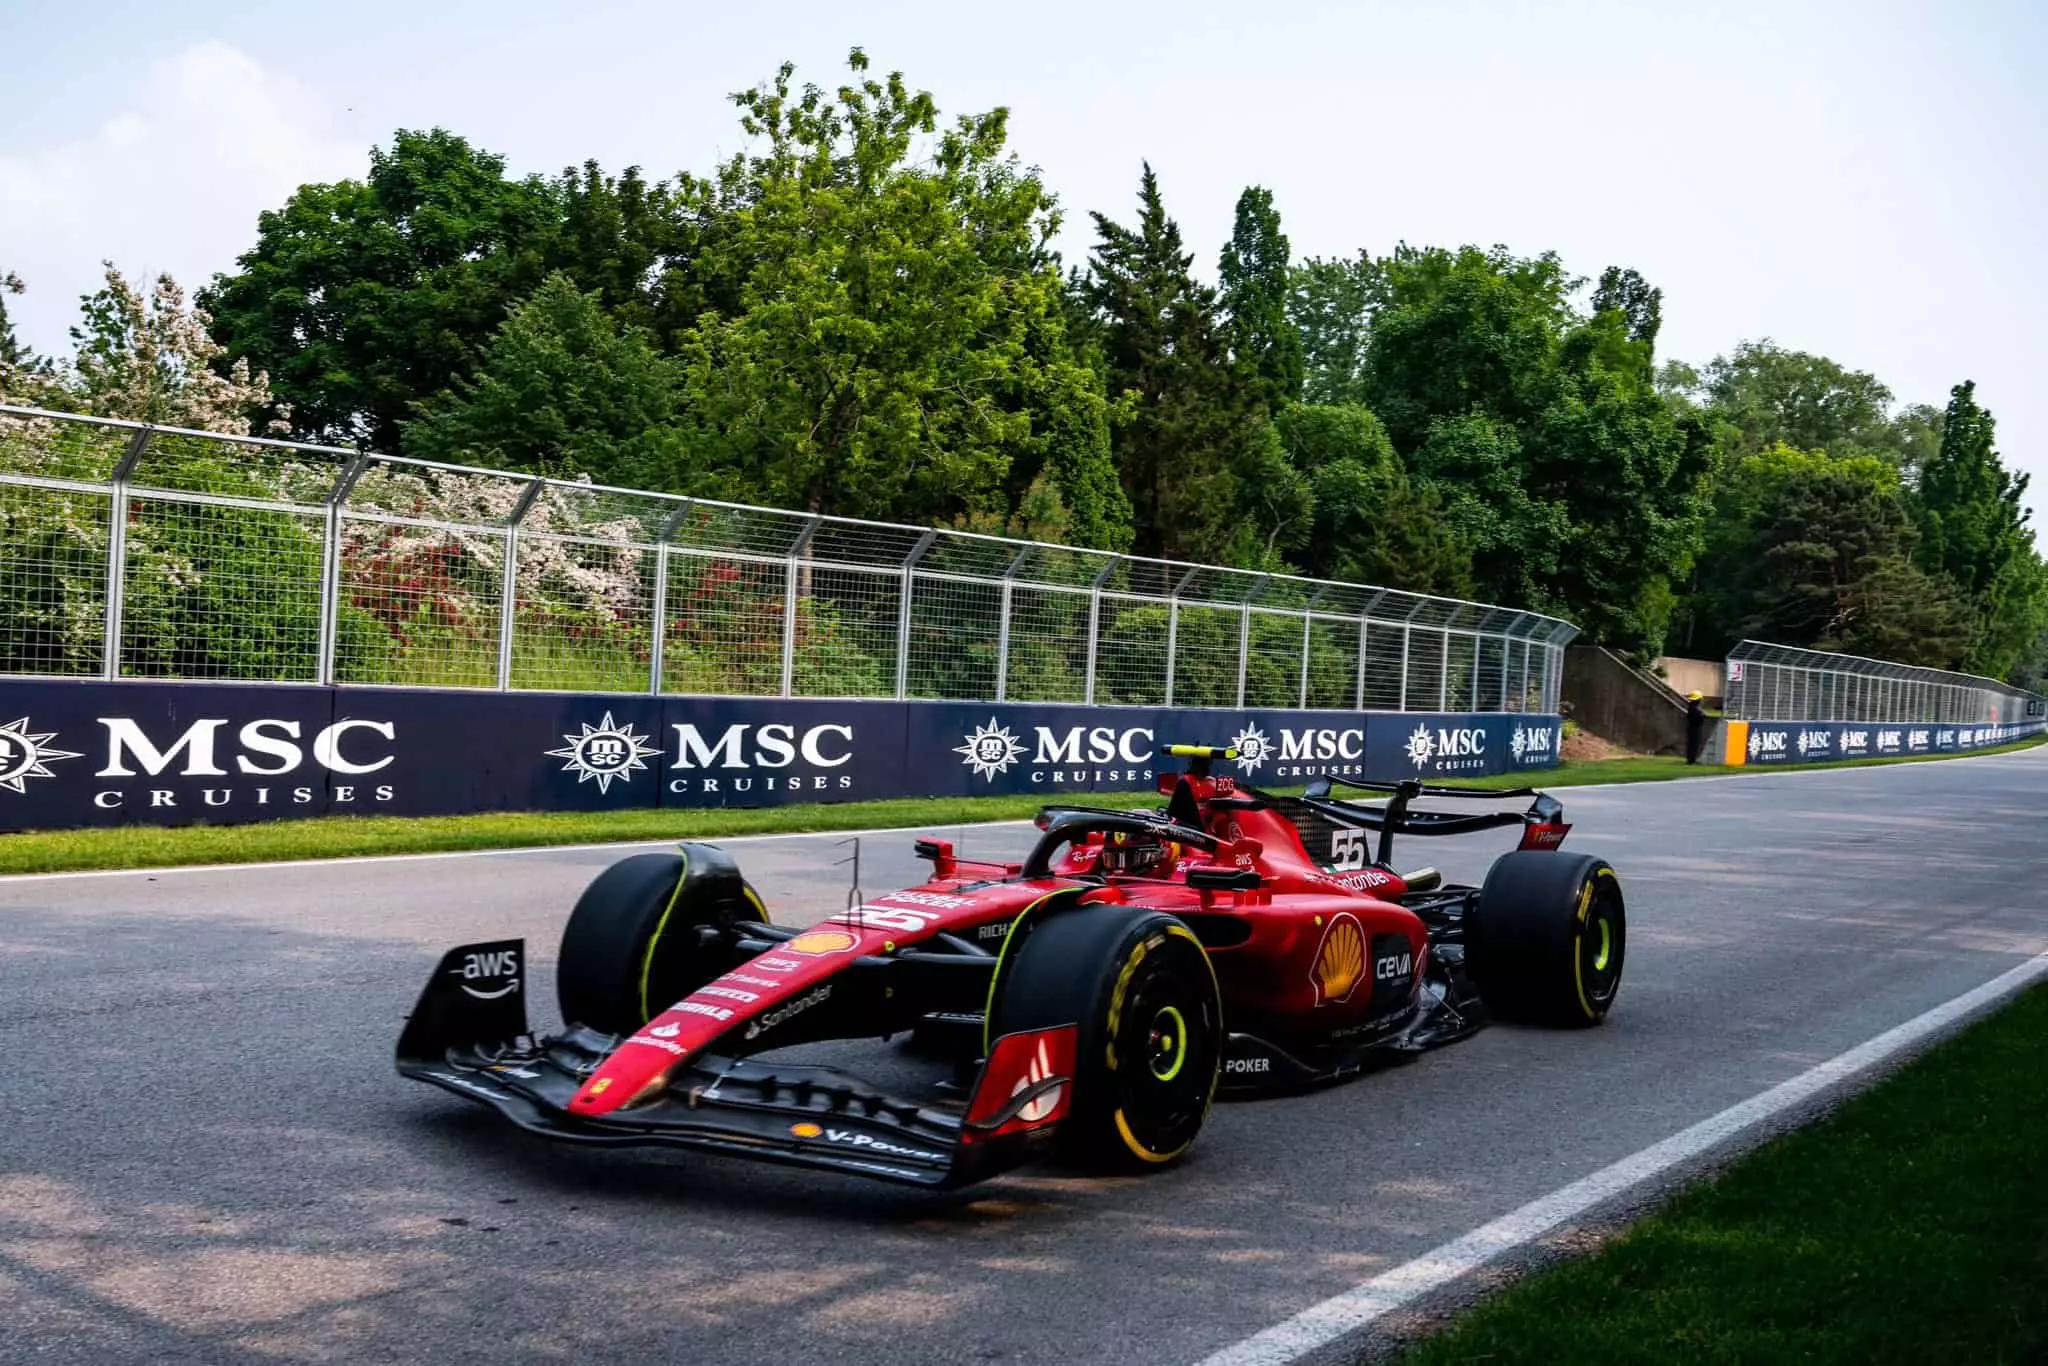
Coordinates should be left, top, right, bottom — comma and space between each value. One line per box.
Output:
556, 846, 765, 1035
988, 905, 1223, 1171
1466, 852, 1624, 1027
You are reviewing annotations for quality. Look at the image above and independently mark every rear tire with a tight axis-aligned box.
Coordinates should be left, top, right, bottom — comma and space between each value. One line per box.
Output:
1467, 852, 1624, 1027
987, 906, 1222, 1171
556, 845, 765, 1035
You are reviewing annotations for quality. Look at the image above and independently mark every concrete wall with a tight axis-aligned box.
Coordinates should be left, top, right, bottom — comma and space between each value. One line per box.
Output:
1655, 656, 1725, 706
1563, 646, 1689, 756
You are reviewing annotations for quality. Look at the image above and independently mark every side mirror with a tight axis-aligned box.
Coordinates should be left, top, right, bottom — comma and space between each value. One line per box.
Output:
1186, 866, 1262, 892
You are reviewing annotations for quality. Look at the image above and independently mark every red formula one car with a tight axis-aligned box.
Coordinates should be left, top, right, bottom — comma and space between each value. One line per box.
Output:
399, 745, 1625, 1187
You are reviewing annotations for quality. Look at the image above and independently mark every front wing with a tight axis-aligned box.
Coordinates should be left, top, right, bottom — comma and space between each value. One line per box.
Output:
397, 941, 1071, 1189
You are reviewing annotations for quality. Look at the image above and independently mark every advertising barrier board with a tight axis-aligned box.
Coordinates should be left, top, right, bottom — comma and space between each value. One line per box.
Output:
0, 680, 1565, 831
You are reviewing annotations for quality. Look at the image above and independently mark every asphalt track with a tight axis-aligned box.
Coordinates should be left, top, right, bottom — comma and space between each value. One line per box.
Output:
2, 748, 2045, 1366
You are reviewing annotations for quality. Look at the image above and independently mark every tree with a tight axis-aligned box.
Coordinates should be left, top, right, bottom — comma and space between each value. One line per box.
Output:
62, 264, 280, 433
1680, 442, 1970, 666
1290, 252, 1383, 407
1218, 186, 1303, 409
1739, 454, 1969, 665
202, 129, 570, 447
1589, 266, 1662, 354
1078, 164, 1267, 562
0, 271, 29, 371
1700, 341, 1904, 462
1358, 247, 1709, 651
1912, 381, 2044, 676
662, 51, 1129, 545
403, 273, 693, 484
1273, 403, 1472, 596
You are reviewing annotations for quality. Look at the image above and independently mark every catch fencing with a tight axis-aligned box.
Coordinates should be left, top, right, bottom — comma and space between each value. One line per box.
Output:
1721, 640, 2042, 727
0, 404, 1575, 712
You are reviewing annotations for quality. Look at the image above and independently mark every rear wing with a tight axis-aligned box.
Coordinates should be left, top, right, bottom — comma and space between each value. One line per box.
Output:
1293, 776, 1571, 867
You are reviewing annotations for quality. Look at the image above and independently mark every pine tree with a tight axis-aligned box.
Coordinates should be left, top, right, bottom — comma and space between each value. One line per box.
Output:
1218, 186, 1304, 410
1079, 165, 1269, 562
1913, 381, 2041, 674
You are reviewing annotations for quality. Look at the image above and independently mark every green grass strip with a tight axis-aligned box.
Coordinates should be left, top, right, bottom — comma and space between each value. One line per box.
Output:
1, 737, 2037, 876
1404, 980, 2048, 1365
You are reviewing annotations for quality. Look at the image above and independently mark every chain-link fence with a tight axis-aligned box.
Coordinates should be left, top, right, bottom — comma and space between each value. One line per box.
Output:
1722, 640, 2042, 726
0, 405, 1576, 709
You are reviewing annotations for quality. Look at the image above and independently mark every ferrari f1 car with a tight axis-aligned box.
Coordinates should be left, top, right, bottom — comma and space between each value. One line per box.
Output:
399, 746, 1624, 1188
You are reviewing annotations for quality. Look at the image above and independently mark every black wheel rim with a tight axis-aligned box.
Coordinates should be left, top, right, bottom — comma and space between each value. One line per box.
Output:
1110, 934, 1219, 1160
1576, 874, 1624, 1012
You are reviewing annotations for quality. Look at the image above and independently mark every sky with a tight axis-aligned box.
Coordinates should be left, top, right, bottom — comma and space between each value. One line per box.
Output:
2, 0, 2044, 513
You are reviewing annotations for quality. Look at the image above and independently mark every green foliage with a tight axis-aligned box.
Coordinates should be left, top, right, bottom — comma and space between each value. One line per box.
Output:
1696, 340, 1919, 464
1358, 247, 1711, 652
1273, 403, 1473, 597
7, 49, 2013, 693
659, 52, 1128, 546
1076, 165, 1288, 566
1911, 381, 2046, 677
1683, 443, 1970, 666
202, 130, 580, 447
1219, 187, 1304, 408
1289, 251, 1383, 407
403, 273, 693, 482
0, 270, 29, 371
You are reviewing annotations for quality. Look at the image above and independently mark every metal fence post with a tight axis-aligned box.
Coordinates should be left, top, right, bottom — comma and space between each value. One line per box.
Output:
1298, 587, 1324, 709
780, 517, 821, 699
100, 425, 151, 680
1355, 619, 1368, 709
1438, 631, 1449, 711
895, 530, 936, 700
496, 478, 545, 691
318, 453, 368, 685
647, 500, 693, 696
1398, 626, 1411, 711
1165, 567, 1197, 708
1083, 557, 1117, 705
994, 545, 1030, 703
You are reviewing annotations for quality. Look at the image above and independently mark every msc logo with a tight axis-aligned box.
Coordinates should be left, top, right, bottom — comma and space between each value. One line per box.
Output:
96, 716, 395, 777
1404, 723, 1488, 770
0, 717, 81, 795
1510, 724, 1555, 761
1796, 729, 1832, 756
955, 718, 1026, 780
1839, 730, 1870, 754
1749, 729, 1788, 758
1276, 727, 1365, 762
1033, 725, 1153, 766
670, 723, 853, 769
1230, 724, 1273, 773
545, 711, 660, 794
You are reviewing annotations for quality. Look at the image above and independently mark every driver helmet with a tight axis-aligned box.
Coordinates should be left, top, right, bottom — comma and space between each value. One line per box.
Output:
1101, 830, 1180, 878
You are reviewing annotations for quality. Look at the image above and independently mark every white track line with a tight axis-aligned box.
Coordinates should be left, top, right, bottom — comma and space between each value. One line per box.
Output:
0, 819, 1038, 883
1194, 948, 2048, 1366
4, 739, 2038, 884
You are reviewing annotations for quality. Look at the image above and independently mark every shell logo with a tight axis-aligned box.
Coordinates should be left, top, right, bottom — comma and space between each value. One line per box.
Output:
786, 929, 858, 955
790, 1122, 823, 1139
1311, 913, 1367, 1004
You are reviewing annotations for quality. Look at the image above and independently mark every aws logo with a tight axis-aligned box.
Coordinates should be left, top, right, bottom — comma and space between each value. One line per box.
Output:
455, 948, 520, 1000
